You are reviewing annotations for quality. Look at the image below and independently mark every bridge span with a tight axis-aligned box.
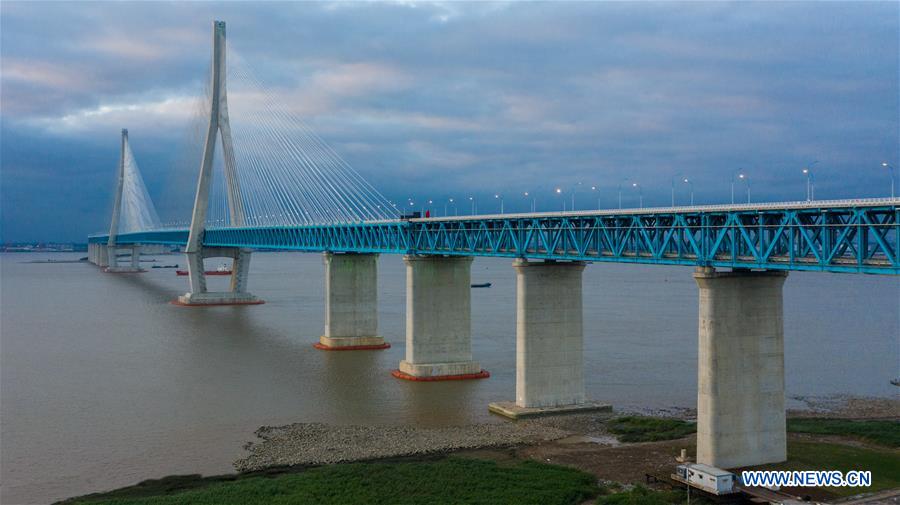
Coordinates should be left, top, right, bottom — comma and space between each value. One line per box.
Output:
91, 198, 899, 275
86, 20, 898, 473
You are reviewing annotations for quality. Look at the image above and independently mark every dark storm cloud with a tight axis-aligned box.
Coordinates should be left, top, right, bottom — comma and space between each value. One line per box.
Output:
1, 1, 897, 241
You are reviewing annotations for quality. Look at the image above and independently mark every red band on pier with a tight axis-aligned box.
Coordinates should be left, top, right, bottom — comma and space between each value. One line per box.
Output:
313, 342, 391, 351
390, 369, 490, 381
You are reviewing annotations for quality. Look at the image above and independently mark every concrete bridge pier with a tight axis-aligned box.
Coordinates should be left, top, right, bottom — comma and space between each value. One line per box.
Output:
95, 244, 110, 268
694, 267, 788, 469
489, 259, 609, 419
393, 255, 488, 381
315, 252, 388, 350
176, 247, 263, 306
105, 244, 145, 273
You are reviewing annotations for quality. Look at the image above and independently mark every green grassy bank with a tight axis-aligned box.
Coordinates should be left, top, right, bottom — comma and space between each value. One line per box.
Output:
64, 457, 599, 505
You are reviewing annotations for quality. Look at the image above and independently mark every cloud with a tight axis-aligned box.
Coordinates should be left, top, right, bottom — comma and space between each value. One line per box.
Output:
1, 1, 897, 242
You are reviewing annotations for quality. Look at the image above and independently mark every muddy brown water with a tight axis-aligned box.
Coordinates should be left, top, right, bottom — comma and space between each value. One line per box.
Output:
2, 252, 897, 504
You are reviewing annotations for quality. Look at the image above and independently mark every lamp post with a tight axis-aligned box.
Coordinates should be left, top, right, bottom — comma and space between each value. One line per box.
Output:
803, 161, 818, 201
590, 185, 600, 210
571, 182, 582, 211
883, 162, 896, 198
802, 168, 811, 201
683, 178, 694, 205
617, 182, 624, 209
731, 170, 742, 204
738, 173, 749, 203
555, 187, 564, 211
468, 196, 476, 215
494, 193, 504, 214
632, 182, 642, 209
524, 191, 536, 213
446, 197, 457, 216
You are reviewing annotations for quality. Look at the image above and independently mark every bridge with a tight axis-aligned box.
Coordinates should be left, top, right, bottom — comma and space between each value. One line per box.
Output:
87, 21, 899, 471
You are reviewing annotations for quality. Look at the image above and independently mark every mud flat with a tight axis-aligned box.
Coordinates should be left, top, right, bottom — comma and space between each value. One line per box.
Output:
234, 417, 605, 472
789, 395, 900, 419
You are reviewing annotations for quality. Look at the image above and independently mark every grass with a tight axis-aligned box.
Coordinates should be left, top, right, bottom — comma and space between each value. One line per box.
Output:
64, 457, 600, 505
766, 440, 900, 497
607, 416, 696, 443
606, 416, 900, 447
787, 418, 900, 448
595, 485, 712, 505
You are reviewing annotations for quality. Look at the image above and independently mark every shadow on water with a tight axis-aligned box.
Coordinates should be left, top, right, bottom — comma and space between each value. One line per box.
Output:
316, 349, 386, 422
100, 269, 182, 301
400, 377, 483, 426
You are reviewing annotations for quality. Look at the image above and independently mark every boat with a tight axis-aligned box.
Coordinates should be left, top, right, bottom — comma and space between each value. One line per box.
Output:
152, 264, 178, 269
176, 263, 231, 276
471, 282, 492, 288
176, 270, 232, 276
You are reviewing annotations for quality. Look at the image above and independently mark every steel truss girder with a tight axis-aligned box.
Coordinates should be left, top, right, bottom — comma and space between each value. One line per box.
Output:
88, 204, 900, 275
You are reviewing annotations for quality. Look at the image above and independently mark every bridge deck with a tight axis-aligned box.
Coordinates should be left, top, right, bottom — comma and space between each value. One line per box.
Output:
91, 198, 900, 275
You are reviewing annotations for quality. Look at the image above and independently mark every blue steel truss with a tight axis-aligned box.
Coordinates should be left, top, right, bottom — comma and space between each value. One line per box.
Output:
90, 200, 900, 275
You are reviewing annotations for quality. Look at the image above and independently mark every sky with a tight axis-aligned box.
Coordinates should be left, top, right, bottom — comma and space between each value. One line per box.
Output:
1, 1, 898, 242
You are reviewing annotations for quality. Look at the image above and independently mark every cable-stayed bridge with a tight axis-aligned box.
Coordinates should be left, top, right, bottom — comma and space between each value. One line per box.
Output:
87, 21, 898, 472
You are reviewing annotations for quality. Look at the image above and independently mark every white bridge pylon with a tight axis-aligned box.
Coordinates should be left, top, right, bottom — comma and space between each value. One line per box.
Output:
178, 20, 259, 306
101, 128, 160, 273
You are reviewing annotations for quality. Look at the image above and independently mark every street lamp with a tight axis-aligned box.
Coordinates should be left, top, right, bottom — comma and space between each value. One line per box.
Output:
802, 161, 818, 201
555, 187, 564, 211
683, 178, 694, 205
468, 196, 476, 215
802, 168, 811, 201
883, 162, 896, 198
738, 173, 749, 203
632, 182, 643, 209
494, 193, 504, 214
446, 197, 457, 216
524, 191, 536, 213
731, 170, 743, 204
590, 185, 600, 210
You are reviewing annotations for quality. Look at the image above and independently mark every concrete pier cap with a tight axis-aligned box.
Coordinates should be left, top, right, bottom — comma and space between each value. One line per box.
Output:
315, 252, 389, 351
393, 254, 489, 381
489, 258, 611, 419
693, 265, 788, 469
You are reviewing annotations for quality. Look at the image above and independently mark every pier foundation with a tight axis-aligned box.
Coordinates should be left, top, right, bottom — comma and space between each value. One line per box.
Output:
694, 267, 788, 468
176, 247, 262, 305
316, 252, 388, 350
393, 255, 487, 380
489, 259, 609, 419
105, 244, 145, 273
97, 244, 110, 268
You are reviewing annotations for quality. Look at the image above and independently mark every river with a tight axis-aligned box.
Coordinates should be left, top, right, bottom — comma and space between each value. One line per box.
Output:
1, 252, 897, 504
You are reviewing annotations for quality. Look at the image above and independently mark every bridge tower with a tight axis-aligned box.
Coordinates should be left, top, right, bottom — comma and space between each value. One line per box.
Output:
102, 129, 145, 273
178, 20, 260, 305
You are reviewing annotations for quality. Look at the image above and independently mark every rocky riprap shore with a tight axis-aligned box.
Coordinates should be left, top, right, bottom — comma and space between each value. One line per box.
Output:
234, 421, 574, 472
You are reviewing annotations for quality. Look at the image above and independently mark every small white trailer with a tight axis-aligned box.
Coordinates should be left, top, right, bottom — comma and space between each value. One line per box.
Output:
672, 463, 737, 495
